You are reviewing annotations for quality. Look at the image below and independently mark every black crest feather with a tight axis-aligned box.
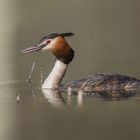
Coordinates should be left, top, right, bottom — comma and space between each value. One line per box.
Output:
40, 32, 74, 42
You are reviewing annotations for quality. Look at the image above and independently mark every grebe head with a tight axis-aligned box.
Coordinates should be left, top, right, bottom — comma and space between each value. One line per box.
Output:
22, 32, 75, 64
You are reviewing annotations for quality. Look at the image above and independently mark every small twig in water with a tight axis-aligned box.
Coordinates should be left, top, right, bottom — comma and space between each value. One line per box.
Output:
39, 65, 44, 87
26, 62, 36, 85
16, 93, 21, 103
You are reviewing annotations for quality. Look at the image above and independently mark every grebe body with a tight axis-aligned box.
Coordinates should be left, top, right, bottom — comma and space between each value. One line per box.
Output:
22, 33, 140, 91
60, 73, 140, 91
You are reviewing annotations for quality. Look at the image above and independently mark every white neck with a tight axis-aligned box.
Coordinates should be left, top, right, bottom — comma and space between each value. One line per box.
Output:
42, 60, 68, 89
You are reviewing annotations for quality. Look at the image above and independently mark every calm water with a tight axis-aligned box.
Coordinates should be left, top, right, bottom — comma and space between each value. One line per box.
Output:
1, 0, 140, 140
1, 76, 140, 140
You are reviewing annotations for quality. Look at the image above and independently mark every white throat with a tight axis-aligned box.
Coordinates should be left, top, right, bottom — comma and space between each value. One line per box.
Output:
42, 60, 68, 89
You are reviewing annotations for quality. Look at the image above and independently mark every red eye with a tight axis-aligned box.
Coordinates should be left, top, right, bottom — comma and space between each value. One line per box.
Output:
47, 40, 51, 44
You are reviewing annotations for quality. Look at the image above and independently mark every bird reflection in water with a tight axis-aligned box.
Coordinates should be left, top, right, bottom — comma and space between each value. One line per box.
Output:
42, 89, 66, 107
42, 89, 84, 107
41, 88, 138, 107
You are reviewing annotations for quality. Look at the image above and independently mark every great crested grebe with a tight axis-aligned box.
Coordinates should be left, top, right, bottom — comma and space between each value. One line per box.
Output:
22, 32, 140, 91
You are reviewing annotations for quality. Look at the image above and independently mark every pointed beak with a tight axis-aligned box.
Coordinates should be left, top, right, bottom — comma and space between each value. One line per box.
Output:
22, 43, 45, 54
